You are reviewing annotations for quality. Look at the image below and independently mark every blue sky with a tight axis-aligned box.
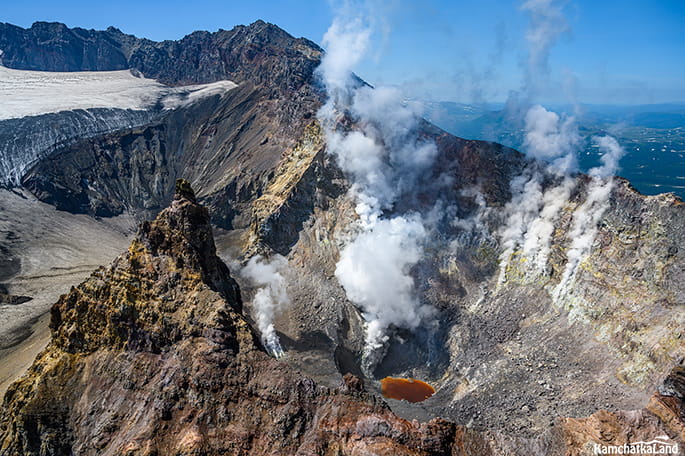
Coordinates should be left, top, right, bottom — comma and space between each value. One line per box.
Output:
2, 0, 684, 105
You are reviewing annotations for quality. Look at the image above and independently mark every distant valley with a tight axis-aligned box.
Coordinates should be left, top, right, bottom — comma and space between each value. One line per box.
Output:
423, 101, 685, 198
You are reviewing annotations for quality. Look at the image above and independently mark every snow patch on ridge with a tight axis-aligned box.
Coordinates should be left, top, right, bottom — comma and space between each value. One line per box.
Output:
0, 66, 237, 120
0, 66, 237, 186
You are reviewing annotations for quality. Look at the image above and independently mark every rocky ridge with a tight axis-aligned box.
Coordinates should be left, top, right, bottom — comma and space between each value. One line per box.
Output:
0, 20, 321, 91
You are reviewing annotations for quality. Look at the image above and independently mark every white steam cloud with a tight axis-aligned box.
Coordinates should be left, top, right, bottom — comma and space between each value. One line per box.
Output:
521, 0, 570, 97
498, 171, 544, 285
518, 105, 579, 270
317, 16, 371, 98
590, 135, 625, 178
523, 104, 579, 174
496, 0, 596, 286
335, 216, 435, 352
494, 0, 627, 301
520, 176, 574, 271
498, 105, 579, 284
240, 255, 291, 358
317, 9, 437, 366
553, 136, 625, 301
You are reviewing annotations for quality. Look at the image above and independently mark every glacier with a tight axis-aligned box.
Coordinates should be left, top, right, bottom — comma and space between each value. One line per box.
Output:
0, 66, 236, 186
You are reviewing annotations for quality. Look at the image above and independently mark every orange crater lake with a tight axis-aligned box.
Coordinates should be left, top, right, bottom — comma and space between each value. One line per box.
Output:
380, 377, 435, 403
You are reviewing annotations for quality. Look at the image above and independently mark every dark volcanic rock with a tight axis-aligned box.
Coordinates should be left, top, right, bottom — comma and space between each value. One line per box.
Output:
0, 20, 322, 95
22, 80, 323, 229
0, 22, 128, 71
10, 21, 324, 223
0, 21, 322, 190
22, 123, 174, 217
0, 181, 482, 455
0, 293, 31, 306
124, 21, 322, 94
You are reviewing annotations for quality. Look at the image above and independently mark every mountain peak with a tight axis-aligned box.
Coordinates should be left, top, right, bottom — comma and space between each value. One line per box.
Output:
174, 177, 196, 202
47, 182, 242, 354
136, 178, 241, 307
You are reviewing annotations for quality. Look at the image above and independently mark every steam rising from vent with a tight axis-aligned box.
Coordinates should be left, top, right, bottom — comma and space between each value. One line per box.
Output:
317, 17, 371, 97
523, 105, 579, 174
498, 105, 579, 284
498, 109, 626, 301
520, 176, 574, 271
498, 171, 543, 284
494, 0, 628, 300
518, 106, 579, 270
317, 9, 437, 367
240, 255, 291, 358
553, 137, 625, 301
590, 136, 625, 179
335, 216, 435, 353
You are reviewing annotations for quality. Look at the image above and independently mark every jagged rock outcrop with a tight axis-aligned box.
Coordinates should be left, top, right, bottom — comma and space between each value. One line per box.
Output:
0, 22, 129, 72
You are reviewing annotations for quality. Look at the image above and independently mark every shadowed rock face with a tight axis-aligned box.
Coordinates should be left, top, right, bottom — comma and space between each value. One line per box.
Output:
0, 20, 321, 93
0, 22, 129, 72
7, 21, 324, 224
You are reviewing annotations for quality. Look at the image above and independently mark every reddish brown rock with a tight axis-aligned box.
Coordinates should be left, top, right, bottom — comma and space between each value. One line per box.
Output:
558, 366, 685, 455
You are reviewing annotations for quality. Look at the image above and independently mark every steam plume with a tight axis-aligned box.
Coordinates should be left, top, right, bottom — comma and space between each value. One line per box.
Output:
450, 187, 492, 246
553, 136, 625, 301
518, 105, 579, 270
521, 0, 570, 97
520, 176, 574, 271
335, 215, 435, 352
496, 0, 578, 283
497, 170, 543, 285
240, 255, 291, 358
317, 9, 437, 366
498, 105, 579, 284
523, 104, 579, 174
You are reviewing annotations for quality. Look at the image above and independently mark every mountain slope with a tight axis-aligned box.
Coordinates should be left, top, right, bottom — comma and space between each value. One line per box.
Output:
0, 20, 321, 92
2, 21, 322, 223
0, 20, 683, 445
